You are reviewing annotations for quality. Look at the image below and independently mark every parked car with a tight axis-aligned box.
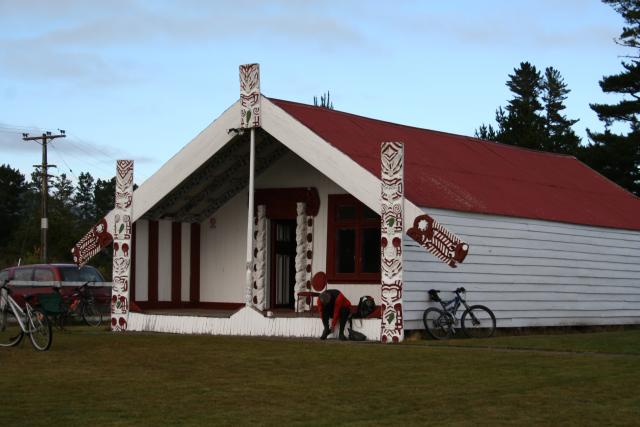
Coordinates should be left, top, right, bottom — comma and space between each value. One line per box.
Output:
0, 263, 111, 309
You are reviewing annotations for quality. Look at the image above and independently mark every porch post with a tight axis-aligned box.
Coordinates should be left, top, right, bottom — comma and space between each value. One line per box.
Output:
380, 142, 405, 343
252, 205, 267, 310
244, 128, 256, 305
294, 202, 308, 312
239, 63, 262, 307
111, 160, 134, 332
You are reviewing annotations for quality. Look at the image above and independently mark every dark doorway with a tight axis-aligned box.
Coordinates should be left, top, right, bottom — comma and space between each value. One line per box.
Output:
270, 220, 296, 309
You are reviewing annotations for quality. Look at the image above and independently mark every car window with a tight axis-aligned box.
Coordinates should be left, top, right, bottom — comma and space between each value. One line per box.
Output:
0, 270, 8, 282
14, 268, 34, 281
58, 266, 104, 282
34, 268, 55, 281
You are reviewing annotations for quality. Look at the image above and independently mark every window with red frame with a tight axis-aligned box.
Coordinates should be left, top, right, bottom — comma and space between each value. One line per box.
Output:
327, 194, 380, 283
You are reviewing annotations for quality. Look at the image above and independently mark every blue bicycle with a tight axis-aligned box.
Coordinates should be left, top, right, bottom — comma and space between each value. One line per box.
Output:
423, 287, 496, 339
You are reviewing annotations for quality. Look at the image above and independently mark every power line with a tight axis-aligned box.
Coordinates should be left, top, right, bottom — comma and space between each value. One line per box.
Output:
44, 135, 115, 175
67, 131, 116, 164
49, 143, 79, 182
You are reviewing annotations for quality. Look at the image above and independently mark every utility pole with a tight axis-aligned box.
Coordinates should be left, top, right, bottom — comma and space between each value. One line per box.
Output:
22, 130, 66, 263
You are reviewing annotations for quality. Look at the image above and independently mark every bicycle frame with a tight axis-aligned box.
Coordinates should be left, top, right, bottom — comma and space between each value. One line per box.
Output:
1, 288, 30, 333
437, 290, 472, 322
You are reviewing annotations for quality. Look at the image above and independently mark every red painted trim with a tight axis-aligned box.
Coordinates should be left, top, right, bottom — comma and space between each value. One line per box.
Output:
148, 220, 159, 303
171, 222, 181, 304
136, 301, 244, 311
255, 187, 320, 219
326, 194, 381, 284
190, 223, 200, 304
131, 222, 136, 302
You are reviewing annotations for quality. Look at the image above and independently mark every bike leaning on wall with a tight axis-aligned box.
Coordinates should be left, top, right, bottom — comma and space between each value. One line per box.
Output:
423, 287, 496, 340
0, 280, 53, 351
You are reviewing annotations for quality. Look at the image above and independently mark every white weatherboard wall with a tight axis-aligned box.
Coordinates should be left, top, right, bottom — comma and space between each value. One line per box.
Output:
403, 208, 640, 329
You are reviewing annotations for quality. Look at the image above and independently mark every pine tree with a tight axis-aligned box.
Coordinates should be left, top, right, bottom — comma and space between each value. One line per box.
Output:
542, 67, 581, 154
581, 0, 640, 195
474, 123, 498, 140
0, 165, 29, 265
313, 91, 334, 109
476, 62, 547, 149
51, 174, 74, 207
74, 172, 96, 224
94, 177, 116, 219
477, 63, 581, 155
497, 62, 547, 149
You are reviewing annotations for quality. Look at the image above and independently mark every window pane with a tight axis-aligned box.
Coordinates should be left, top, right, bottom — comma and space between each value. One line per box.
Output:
14, 268, 33, 280
361, 228, 381, 273
337, 205, 356, 220
59, 266, 104, 282
336, 228, 356, 273
34, 269, 54, 281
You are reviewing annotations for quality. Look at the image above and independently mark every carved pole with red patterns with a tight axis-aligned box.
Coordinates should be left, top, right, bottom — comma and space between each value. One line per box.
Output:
111, 160, 134, 332
380, 142, 405, 343
240, 63, 261, 306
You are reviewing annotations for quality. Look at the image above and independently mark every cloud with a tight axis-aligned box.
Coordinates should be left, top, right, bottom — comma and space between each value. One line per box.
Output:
0, 0, 364, 84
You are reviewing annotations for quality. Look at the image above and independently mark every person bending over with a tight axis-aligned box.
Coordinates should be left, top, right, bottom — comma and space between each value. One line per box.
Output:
317, 289, 351, 340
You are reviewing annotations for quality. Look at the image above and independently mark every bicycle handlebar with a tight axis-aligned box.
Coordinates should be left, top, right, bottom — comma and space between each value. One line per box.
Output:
430, 287, 466, 295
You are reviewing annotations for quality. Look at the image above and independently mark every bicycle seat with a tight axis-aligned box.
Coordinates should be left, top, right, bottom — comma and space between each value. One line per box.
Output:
428, 289, 441, 302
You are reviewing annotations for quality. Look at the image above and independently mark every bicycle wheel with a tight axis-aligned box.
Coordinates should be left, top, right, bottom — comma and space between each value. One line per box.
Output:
423, 308, 454, 340
81, 302, 102, 327
0, 307, 24, 347
461, 305, 496, 338
28, 308, 52, 351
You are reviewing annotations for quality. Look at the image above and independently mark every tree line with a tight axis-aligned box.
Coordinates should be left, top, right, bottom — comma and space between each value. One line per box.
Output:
476, 0, 639, 195
0, 166, 116, 278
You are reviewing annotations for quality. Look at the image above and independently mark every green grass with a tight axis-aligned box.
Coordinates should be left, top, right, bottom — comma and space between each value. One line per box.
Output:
409, 329, 640, 355
1, 328, 639, 426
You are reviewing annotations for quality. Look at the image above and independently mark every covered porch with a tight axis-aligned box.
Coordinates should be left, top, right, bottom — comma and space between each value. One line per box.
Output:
126, 119, 383, 339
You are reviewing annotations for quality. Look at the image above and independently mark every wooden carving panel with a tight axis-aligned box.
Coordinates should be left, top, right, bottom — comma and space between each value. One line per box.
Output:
71, 217, 113, 267
111, 160, 134, 332
407, 215, 469, 268
240, 63, 261, 128
380, 142, 404, 343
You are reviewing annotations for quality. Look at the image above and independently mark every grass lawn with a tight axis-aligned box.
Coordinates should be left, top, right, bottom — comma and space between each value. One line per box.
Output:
1, 327, 639, 426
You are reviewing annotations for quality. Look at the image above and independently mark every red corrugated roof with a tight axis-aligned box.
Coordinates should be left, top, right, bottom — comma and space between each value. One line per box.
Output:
270, 98, 640, 231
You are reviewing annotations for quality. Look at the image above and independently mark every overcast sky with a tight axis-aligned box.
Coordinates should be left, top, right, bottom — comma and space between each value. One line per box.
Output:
0, 0, 628, 184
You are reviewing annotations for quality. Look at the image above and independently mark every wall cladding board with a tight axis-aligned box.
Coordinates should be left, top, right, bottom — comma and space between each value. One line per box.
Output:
403, 208, 640, 330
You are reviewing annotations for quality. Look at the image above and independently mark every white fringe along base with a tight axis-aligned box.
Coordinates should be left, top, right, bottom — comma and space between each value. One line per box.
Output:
128, 307, 381, 340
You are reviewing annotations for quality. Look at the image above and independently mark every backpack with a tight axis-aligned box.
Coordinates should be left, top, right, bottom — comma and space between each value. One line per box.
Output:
356, 295, 376, 319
